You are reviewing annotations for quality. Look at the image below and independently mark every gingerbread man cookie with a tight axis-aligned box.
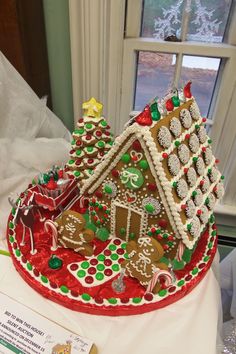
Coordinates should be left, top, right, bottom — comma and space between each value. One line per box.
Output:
55, 210, 94, 256
122, 237, 168, 293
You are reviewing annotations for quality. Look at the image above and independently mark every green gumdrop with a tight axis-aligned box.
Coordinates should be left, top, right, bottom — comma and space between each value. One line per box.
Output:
96, 227, 110, 241
172, 96, 180, 107
150, 102, 161, 121
98, 141, 105, 148
172, 259, 185, 270
120, 227, 126, 235
76, 149, 82, 156
139, 160, 149, 170
104, 185, 113, 194
121, 154, 131, 164
43, 173, 50, 183
145, 204, 155, 213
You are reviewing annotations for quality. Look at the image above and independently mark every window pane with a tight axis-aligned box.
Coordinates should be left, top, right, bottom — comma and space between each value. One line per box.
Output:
134, 52, 176, 111
187, 0, 232, 43
141, 0, 184, 39
141, 0, 232, 43
180, 55, 221, 117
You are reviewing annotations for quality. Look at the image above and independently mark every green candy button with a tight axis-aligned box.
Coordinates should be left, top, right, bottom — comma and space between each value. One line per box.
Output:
96, 272, 104, 281
145, 204, 155, 213
139, 160, 149, 170
121, 154, 131, 164
111, 253, 119, 261
60, 285, 69, 293
109, 244, 117, 251
132, 297, 142, 304
97, 263, 105, 271
76, 149, 82, 156
108, 297, 117, 304
121, 167, 144, 190
112, 264, 120, 272
81, 261, 89, 269
82, 293, 91, 301
27, 263, 32, 271
41, 275, 48, 283
97, 254, 105, 262
77, 270, 86, 278
158, 289, 167, 297
15, 249, 21, 257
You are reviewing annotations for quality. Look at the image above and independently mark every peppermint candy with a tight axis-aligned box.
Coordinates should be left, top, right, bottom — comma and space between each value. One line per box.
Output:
168, 154, 181, 176
180, 109, 192, 129
157, 126, 172, 148
193, 188, 203, 206
199, 205, 209, 224
190, 101, 201, 121
209, 166, 218, 183
176, 179, 188, 199
169, 117, 182, 138
178, 144, 190, 165
185, 199, 196, 219
189, 217, 201, 238
186, 167, 197, 187
196, 156, 205, 175
197, 126, 207, 143
189, 133, 200, 153
214, 182, 224, 199
204, 147, 213, 165
201, 176, 210, 194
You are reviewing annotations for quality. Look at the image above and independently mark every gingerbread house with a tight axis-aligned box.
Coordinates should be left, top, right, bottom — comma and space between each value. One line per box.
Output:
80, 83, 224, 261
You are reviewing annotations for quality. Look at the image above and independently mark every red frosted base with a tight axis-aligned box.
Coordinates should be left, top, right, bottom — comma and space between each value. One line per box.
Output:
7, 205, 217, 316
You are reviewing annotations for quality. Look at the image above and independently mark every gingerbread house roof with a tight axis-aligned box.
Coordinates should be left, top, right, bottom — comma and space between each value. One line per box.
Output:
80, 84, 224, 249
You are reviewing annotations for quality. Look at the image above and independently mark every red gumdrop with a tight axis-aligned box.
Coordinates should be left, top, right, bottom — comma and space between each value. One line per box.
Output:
112, 170, 119, 178
135, 106, 152, 126
148, 183, 157, 191
183, 81, 192, 98
132, 140, 142, 151
96, 130, 102, 137
78, 118, 84, 123
95, 191, 103, 198
46, 177, 57, 190
76, 139, 82, 146
158, 219, 168, 229
165, 98, 174, 111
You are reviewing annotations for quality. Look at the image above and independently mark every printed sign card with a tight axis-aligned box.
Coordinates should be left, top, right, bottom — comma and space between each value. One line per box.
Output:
0, 292, 96, 354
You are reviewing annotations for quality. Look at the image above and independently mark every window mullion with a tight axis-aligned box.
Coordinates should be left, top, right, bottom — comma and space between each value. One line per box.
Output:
173, 53, 183, 87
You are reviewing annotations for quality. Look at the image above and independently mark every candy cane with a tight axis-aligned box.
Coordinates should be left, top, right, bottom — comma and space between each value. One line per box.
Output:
146, 269, 173, 293
176, 241, 185, 262
44, 219, 58, 250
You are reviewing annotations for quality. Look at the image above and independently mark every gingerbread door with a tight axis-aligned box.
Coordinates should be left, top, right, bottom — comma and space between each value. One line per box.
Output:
111, 201, 145, 242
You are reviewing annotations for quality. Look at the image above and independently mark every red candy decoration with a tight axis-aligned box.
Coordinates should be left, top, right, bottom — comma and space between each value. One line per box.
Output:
58, 170, 64, 178
95, 191, 103, 198
85, 276, 94, 284
202, 146, 206, 152
70, 263, 78, 271
215, 159, 220, 164
69, 149, 75, 154
162, 152, 168, 159
132, 140, 142, 151
185, 133, 190, 139
114, 239, 121, 245
183, 81, 192, 98
96, 130, 102, 137
46, 177, 57, 190
104, 259, 112, 266
151, 227, 156, 233
144, 293, 153, 301
165, 98, 174, 111
202, 117, 207, 123
112, 169, 119, 178
131, 155, 138, 162
88, 158, 94, 164
94, 297, 103, 304
78, 118, 83, 123
76, 140, 82, 146
158, 219, 168, 228
88, 267, 96, 275
86, 134, 92, 140
184, 168, 188, 174
75, 159, 82, 165
104, 269, 113, 276
135, 106, 152, 126
148, 183, 157, 191
197, 209, 202, 215
71, 290, 79, 297
181, 204, 187, 210
200, 180, 204, 186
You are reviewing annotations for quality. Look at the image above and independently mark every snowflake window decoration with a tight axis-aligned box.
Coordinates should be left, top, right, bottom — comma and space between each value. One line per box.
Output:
169, 117, 182, 138
196, 156, 205, 175
186, 167, 197, 187
176, 179, 188, 200
168, 154, 181, 176
185, 199, 196, 219
178, 144, 190, 165
180, 109, 192, 129
189, 133, 200, 153
157, 126, 172, 149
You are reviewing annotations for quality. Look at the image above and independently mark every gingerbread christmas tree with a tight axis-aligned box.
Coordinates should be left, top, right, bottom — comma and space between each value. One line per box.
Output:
66, 97, 114, 185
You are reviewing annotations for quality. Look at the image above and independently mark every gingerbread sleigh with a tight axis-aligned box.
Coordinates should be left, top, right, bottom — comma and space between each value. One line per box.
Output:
7, 83, 224, 315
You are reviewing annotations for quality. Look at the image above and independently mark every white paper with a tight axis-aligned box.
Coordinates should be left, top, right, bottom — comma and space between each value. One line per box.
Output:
0, 293, 93, 354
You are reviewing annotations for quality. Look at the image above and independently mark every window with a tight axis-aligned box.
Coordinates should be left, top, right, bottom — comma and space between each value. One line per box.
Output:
121, 0, 236, 153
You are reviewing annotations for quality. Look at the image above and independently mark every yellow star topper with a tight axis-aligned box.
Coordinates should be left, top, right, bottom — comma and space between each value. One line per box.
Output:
82, 97, 103, 118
